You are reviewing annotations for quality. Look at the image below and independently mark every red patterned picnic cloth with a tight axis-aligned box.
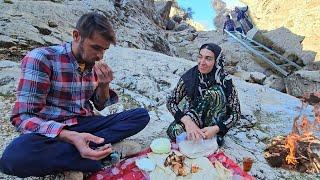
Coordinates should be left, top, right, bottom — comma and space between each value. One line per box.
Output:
88, 143, 255, 180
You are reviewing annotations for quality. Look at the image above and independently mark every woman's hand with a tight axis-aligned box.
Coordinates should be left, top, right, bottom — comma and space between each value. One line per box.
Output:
181, 115, 205, 141
201, 125, 220, 139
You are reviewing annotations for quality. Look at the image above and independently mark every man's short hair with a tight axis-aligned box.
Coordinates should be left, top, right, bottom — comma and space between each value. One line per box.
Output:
226, 15, 230, 18
76, 12, 116, 44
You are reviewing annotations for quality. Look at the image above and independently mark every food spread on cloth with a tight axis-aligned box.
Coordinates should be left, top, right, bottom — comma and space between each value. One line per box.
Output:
147, 150, 218, 180
143, 137, 225, 179
87, 139, 254, 180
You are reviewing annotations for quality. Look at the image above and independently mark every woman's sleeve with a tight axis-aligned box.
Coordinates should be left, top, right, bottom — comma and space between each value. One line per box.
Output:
166, 78, 188, 122
217, 81, 241, 136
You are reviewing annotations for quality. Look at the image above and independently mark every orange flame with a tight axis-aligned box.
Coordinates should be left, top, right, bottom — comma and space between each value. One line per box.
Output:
285, 134, 298, 165
284, 95, 320, 165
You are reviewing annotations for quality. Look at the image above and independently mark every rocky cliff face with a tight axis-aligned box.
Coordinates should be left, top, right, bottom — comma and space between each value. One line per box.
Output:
169, 6, 206, 31
241, 0, 320, 61
212, 0, 229, 30
0, 0, 175, 61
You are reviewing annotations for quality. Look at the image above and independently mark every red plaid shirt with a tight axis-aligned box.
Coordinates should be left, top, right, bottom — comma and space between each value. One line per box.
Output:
11, 42, 118, 138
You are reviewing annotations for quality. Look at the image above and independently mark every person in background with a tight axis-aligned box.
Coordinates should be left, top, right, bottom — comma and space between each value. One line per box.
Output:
0, 12, 150, 178
223, 15, 236, 34
166, 43, 241, 146
235, 6, 253, 35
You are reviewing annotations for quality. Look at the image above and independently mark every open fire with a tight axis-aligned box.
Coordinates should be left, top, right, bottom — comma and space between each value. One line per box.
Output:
264, 93, 320, 173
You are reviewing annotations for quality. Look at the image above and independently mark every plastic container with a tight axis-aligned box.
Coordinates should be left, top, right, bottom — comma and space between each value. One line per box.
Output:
150, 138, 171, 154
176, 132, 187, 143
110, 152, 121, 165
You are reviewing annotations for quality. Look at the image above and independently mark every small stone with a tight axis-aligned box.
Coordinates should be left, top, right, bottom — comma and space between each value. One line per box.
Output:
48, 20, 58, 28
63, 171, 83, 180
3, 0, 13, 4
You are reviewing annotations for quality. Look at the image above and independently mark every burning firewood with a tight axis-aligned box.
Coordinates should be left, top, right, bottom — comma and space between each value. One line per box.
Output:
264, 136, 320, 173
264, 99, 320, 173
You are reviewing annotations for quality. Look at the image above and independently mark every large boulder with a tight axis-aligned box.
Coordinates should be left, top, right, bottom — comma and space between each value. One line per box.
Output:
174, 22, 189, 31
165, 19, 176, 30
285, 62, 320, 97
242, 0, 320, 61
247, 27, 315, 66
264, 75, 286, 92
263, 27, 316, 65
233, 70, 266, 84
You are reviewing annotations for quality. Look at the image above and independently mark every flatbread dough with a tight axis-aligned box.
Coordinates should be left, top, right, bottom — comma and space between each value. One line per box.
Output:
215, 161, 233, 180
178, 136, 218, 158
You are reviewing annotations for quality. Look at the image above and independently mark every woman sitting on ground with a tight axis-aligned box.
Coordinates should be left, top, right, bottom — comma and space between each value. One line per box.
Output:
166, 43, 240, 146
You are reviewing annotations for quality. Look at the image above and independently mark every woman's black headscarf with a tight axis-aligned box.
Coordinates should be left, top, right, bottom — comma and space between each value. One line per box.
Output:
181, 43, 233, 101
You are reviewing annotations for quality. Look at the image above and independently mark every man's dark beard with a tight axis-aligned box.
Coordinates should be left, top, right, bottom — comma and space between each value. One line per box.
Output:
75, 41, 85, 63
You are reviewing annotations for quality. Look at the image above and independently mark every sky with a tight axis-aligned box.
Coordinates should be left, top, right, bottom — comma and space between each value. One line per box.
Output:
176, 0, 246, 30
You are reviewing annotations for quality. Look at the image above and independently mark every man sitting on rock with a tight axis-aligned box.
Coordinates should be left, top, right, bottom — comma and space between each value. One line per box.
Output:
0, 12, 150, 179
